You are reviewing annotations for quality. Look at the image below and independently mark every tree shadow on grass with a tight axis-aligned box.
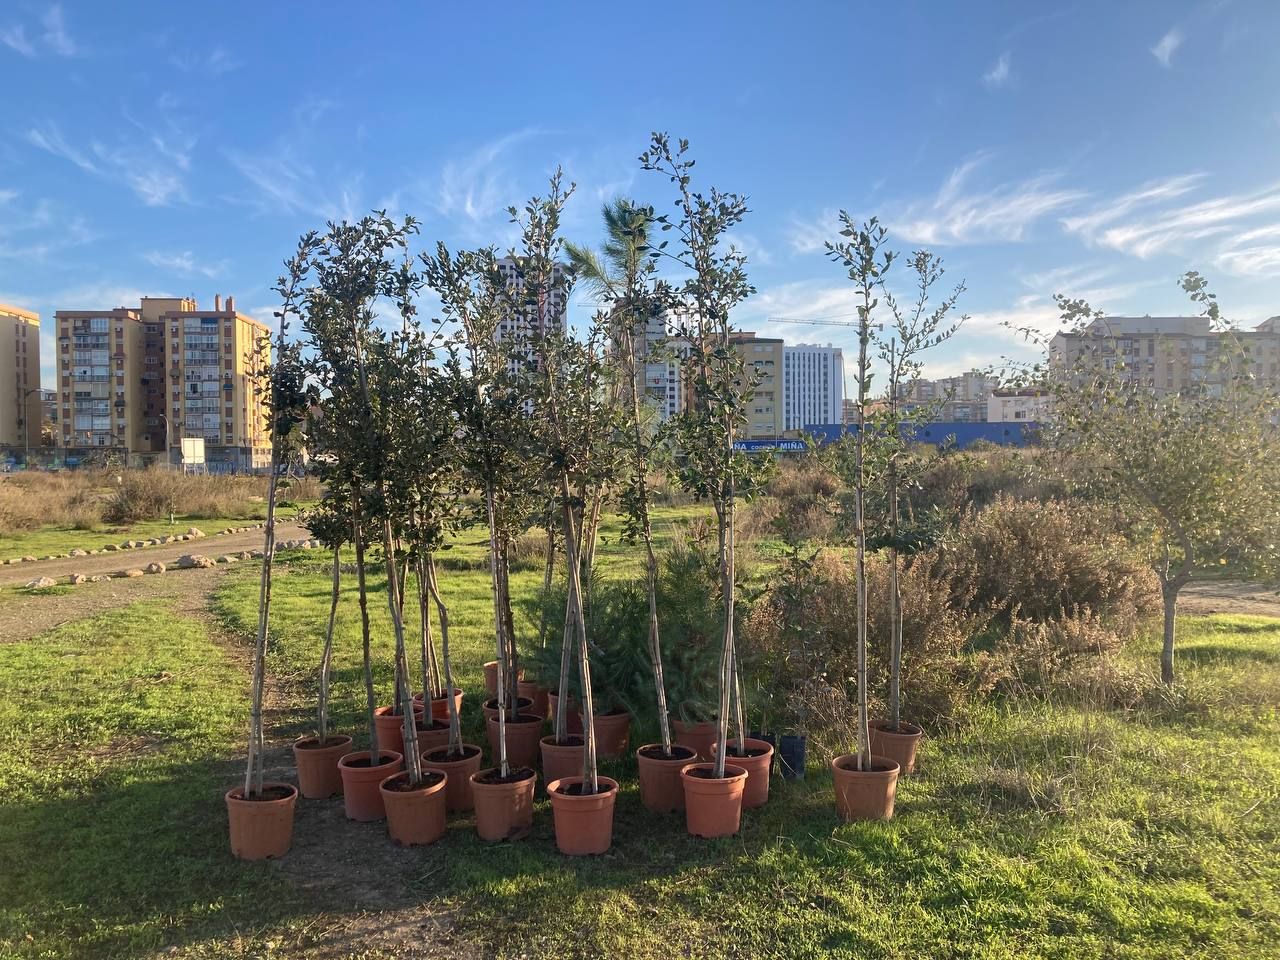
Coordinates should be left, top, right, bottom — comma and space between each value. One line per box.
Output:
1179, 642, 1280, 666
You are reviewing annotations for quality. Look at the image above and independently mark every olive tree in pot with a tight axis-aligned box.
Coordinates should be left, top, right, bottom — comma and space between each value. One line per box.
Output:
823, 215, 901, 821
422, 240, 539, 842
566, 197, 697, 813
302, 216, 420, 823
866, 249, 965, 775
291, 500, 354, 799
226, 237, 316, 860
516, 175, 621, 855
641, 133, 767, 838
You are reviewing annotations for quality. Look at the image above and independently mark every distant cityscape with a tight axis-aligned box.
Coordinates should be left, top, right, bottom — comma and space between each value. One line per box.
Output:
3, 289, 1278, 467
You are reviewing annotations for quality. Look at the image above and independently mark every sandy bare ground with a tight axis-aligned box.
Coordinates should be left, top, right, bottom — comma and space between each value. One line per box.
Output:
1180, 579, 1280, 619
0, 522, 308, 589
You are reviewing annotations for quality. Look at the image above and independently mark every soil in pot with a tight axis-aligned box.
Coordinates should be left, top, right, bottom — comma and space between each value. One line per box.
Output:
672, 719, 718, 761
292, 734, 352, 799
379, 770, 448, 846
547, 691, 584, 735
540, 735, 585, 792
582, 709, 631, 759
226, 781, 298, 860
483, 661, 524, 697
422, 744, 483, 813
636, 744, 697, 813
337, 750, 404, 822
546, 776, 619, 855
713, 737, 775, 809
869, 721, 924, 775
486, 713, 543, 769
831, 754, 900, 821
470, 766, 537, 842
681, 762, 748, 838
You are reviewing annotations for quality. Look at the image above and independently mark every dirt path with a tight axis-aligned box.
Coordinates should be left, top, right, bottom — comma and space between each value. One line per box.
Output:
1180, 579, 1280, 618
0, 522, 308, 589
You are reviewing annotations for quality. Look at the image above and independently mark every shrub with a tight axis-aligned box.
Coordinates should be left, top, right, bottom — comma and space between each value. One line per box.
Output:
937, 496, 1159, 630
103, 469, 267, 524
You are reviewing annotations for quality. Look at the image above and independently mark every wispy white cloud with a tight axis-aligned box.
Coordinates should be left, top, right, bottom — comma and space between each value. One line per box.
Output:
143, 250, 226, 278
786, 209, 839, 255
435, 129, 541, 224
1151, 27, 1183, 67
27, 117, 192, 206
982, 52, 1012, 89
41, 4, 75, 56
895, 153, 1086, 245
1067, 178, 1280, 264
0, 192, 95, 261
169, 45, 241, 75
0, 24, 35, 57
1213, 223, 1280, 277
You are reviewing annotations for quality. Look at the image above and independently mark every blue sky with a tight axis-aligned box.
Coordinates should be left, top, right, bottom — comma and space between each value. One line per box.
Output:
3, 0, 1279, 388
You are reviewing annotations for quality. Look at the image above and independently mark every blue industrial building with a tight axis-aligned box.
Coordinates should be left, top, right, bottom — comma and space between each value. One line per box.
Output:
802, 421, 1041, 449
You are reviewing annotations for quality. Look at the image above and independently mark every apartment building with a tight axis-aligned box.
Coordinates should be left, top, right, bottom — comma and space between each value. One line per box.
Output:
783, 343, 844, 431
1049, 315, 1280, 394
899, 369, 999, 423
1, 303, 42, 450
495, 256, 568, 374
55, 295, 270, 468
987, 388, 1051, 422
730, 332, 785, 438
628, 309, 685, 422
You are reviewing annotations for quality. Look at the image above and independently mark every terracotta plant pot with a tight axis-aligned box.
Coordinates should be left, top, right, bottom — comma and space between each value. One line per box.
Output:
225, 781, 297, 860
470, 766, 536, 842
547, 776, 619, 855
292, 734, 352, 799
337, 750, 404, 822
481, 696, 534, 724
831, 754, 900, 821
379, 771, 448, 846
869, 721, 923, 775
414, 719, 452, 757
547, 691, 584, 735
483, 661, 524, 697
636, 743, 697, 813
583, 709, 631, 759
540, 735, 585, 791
373, 704, 425, 758
712, 737, 774, 809
432, 688, 464, 723
486, 713, 544, 768
672, 719, 718, 761
681, 762, 748, 838
422, 743, 484, 813
517, 680, 549, 720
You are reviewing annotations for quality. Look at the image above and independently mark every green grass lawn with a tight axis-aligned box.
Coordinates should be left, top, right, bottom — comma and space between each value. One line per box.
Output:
2, 508, 1277, 958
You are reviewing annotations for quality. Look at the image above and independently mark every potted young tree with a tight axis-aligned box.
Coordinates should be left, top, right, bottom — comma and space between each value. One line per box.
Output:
824, 215, 901, 821
515, 175, 621, 855
226, 237, 315, 860
422, 240, 539, 841
866, 250, 965, 776
291, 500, 353, 799
641, 134, 766, 838
567, 198, 699, 812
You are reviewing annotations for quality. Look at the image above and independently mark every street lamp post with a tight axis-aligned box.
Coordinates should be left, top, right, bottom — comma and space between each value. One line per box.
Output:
20, 387, 39, 468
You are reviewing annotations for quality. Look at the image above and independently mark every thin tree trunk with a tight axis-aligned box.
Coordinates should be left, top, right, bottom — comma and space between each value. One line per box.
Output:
854, 318, 871, 770
555, 584, 576, 743
425, 554, 462, 755
484, 487, 509, 777
417, 556, 438, 706
888, 541, 901, 732
538, 516, 557, 647
383, 515, 421, 784
350, 486, 380, 763
560, 479, 598, 794
1161, 579, 1180, 686
244, 451, 281, 797
317, 546, 340, 746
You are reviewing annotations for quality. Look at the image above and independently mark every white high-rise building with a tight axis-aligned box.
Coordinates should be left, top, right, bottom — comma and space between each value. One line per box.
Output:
495, 257, 568, 374
783, 343, 844, 431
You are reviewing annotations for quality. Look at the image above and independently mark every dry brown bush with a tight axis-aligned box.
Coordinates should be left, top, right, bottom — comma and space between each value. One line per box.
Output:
103, 470, 268, 523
